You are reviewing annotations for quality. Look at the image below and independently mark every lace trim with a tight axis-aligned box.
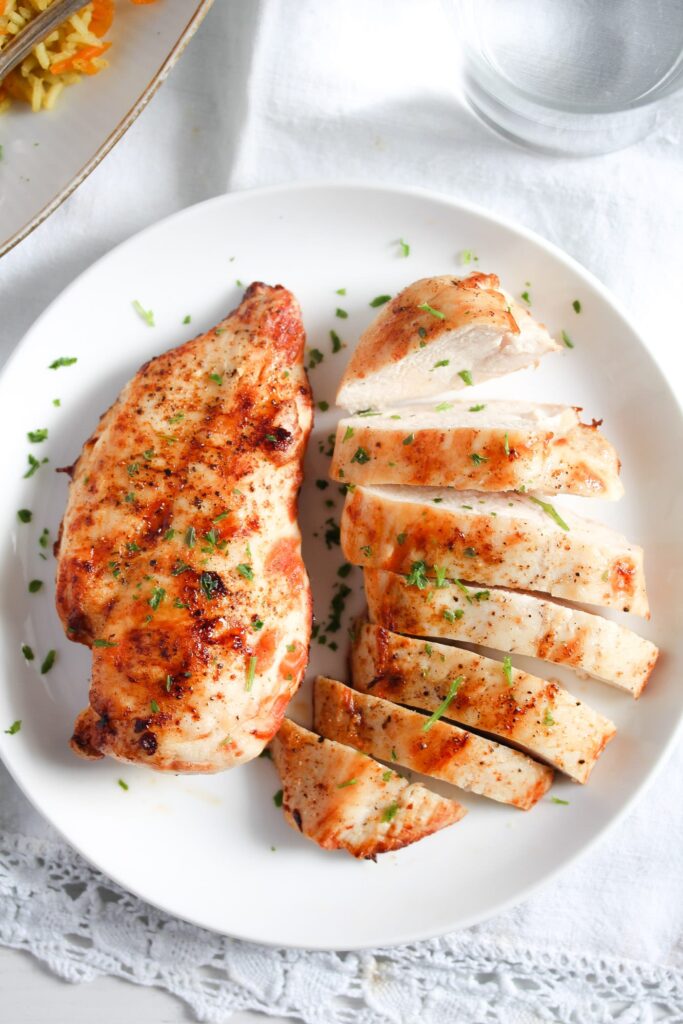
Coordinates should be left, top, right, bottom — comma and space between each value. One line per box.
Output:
2, 830, 682, 1023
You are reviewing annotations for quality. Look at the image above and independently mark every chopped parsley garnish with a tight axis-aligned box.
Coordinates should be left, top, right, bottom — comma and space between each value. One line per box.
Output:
124, 493, 135, 504
118, 779, 129, 791
209, 372, 223, 385
335, 308, 348, 319
183, 315, 192, 324
165, 675, 173, 692
473, 590, 490, 601
185, 526, 196, 548
127, 463, 139, 476
422, 676, 463, 732
551, 796, 569, 805
4, 720, 21, 735
93, 638, 117, 648
143, 448, 155, 461
434, 565, 448, 588
382, 770, 393, 782
199, 573, 220, 600
164, 528, 175, 541
337, 563, 353, 579
150, 699, 159, 714
27, 428, 48, 443
424, 643, 433, 656
316, 479, 329, 491
149, 586, 166, 610
168, 412, 184, 425
53, 398, 61, 406
21, 645, 34, 661
463, 547, 477, 557
390, 748, 398, 761
17, 509, 32, 523
132, 300, 155, 327
343, 426, 355, 442
543, 709, 556, 727
521, 291, 531, 305
308, 348, 324, 369
435, 401, 453, 412
126, 541, 140, 553
28, 580, 42, 593
528, 495, 570, 531
381, 801, 399, 822
252, 618, 264, 631
370, 295, 391, 307
504, 431, 510, 457
454, 579, 472, 603
561, 330, 574, 349
402, 433, 415, 445
273, 788, 283, 807
572, 300, 581, 314
39, 528, 50, 549
458, 370, 473, 386
213, 511, 230, 522
503, 656, 513, 686
399, 238, 410, 257
350, 446, 370, 464
470, 452, 488, 465
173, 598, 187, 609
337, 778, 357, 788
443, 608, 464, 622
48, 356, 77, 370
40, 649, 56, 674
317, 400, 330, 412
460, 249, 478, 264
336, 288, 347, 296
418, 302, 445, 320
360, 545, 373, 557
432, 359, 450, 369
396, 533, 407, 545
469, 404, 486, 412
418, 327, 427, 340
236, 563, 254, 580
406, 561, 429, 589
324, 518, 340, 548
23, 454, 47, 479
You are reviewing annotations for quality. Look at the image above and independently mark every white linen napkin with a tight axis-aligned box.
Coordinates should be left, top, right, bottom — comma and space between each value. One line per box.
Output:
2, 1, 683, 1020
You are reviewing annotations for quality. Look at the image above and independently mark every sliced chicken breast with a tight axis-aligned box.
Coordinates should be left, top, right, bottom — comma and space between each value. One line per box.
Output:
331, 400, 622, 498
336, 273, 559, 411
341, 485, 649, 616
364, 569, 658, 697
59, 284, 313, 772
350, 623, 616, 781
269, 718, 465, 859
314, 676, 553, 809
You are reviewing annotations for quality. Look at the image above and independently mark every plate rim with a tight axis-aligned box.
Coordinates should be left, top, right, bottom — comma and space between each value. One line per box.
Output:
0, 0, 215, 260
2, 179, 682, 951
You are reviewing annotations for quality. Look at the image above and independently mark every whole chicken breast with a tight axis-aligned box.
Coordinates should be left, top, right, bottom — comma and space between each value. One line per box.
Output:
336, 273, 559, 411
57, 283, 313, 772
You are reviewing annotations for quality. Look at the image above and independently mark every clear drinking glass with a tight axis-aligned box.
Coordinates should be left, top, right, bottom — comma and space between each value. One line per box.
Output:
459, 0, 683, 156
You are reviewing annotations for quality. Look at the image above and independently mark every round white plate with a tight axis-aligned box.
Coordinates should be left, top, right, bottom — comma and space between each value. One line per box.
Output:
1, 183, 681, 950
0, 0, 213, 258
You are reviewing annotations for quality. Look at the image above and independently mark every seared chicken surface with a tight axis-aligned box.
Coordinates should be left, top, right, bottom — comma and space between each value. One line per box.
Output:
351, 623, 617, 782
331, 401, 623, 499
270, 718, 465, 858
58, 283, 313, 772
336, 273, 559, 411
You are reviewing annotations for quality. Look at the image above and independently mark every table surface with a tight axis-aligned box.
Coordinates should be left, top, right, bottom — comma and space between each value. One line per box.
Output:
0, 946, 291, 1024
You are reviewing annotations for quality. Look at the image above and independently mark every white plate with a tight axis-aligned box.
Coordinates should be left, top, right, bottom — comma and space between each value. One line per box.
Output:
0, 0, 213, 257
1, 182, 682, 950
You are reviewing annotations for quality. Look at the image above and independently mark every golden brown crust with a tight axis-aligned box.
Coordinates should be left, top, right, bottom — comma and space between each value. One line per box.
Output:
60, 284, 313, 772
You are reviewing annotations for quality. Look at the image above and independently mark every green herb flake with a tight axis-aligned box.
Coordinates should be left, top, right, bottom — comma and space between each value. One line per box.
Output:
543, 709, 556, 727
463, 546, 477, 558
236, 563, 254, 580
418, 302, 446, 320
460, 249, 478, 264
199, 572, 220, 600
561, 330, 575, 349
381, 801, 400, 822
27, 580, 42, 594
360, 545, 373, 558
5, 720, 21, 735
93, 638, 117, 648
390, 747, 398, 761
132, 300, 155, 327
27, 428, 48, 444
127, 463, 139, 477
317, 400, 330, 412
17, 509, 32, 524
470, 452, 489, 466
308, 348, 324, 369
336, 288, 347, 296
351, 446, 370, 464
572, 300, 581, 314
185, 525, 196, 549
48, 357, 77, 370
503, 655, 513, 686
337, 778, 357, 789
149, 586, 166, 610
435, 401, 453, 412
422, 676, 463, 732
149, 699, 160, 714
551, 796, 570, 805
118, 778, 129, 791
21, 644, 34, 661
335, 308, 348, 319
521, 291, 531, 305
396, 533, 407, 546
469, 404, 486, 412
370, 295, 391, 307
406, 561, 429, 590
528, 495, 570, 531
432, 359, 450, 369
399, 238, 410, 257
40, 649, 56, 674
402, 433, 415, 446
434, 565, 448, 589
23, 454, 46, 479
343, 426, 355, 442
52, 398, 61, 407
209, 372, 223, 385
458, 369, 473, 386
273, 788, 283, 807
504, 432, 510, 457
382, 770, 393, 782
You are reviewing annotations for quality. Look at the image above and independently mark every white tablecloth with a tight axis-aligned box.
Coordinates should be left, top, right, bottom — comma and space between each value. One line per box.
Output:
2, 2, 683, 1021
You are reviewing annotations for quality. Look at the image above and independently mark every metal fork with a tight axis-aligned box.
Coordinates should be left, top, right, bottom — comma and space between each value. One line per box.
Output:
0, 0, 87, 80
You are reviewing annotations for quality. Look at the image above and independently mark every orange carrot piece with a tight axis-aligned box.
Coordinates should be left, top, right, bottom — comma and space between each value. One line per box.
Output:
90, 0, 114, 37
50, 42, 111, 76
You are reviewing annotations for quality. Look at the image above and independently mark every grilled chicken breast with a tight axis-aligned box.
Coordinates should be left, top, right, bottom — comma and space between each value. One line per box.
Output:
351, 624, 616, 781
342, 485, 649, 616
364, 569, 658, 697
269, 718, 465, 858
58, 283, 313, 772
331, 401, 623, 499
336, 273, 559, 411
314, 676, 553, 808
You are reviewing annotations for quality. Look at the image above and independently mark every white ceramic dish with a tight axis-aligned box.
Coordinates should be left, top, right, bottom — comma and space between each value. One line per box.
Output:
0, 182, 681, 950
0, 0, 213, 257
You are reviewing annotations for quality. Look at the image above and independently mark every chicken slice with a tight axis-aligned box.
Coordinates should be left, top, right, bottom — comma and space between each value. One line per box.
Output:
336, 273, 559, 411
269, 718, 465, 858
364, 569, 658, 697
351, 623, 616, 782
58, 283, 313, 772
331, 400, 622, 498
341, 485, 649, 616
314, 676, 553, 809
